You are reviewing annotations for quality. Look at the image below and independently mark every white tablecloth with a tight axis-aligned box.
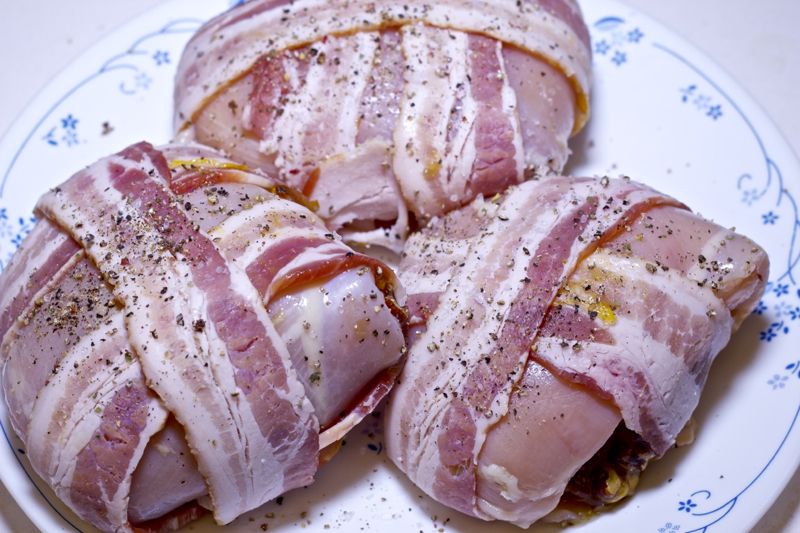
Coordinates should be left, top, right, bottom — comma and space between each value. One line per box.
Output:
0, 1, 798, 531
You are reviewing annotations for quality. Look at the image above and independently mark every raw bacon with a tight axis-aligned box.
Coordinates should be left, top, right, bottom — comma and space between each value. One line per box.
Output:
174, 0, 591, 251
0, 142, 406, 532
385, 176, 768, 526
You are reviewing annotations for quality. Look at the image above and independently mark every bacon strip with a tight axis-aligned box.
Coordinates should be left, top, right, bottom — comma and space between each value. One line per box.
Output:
534, 249, 732, 455
391, 28, 525, 218
0, 219, 81, 343
199, 187, 406, 444
25, 313, 168, 532
356, 30, 404, 145
502, 45, 577, 175
267, 34, 377, 188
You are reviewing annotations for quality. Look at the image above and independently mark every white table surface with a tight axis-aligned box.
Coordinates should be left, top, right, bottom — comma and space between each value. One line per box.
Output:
0, 1, 798, 532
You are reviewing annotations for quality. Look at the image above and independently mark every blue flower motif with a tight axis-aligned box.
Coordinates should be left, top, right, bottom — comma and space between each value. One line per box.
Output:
741, 188, 760, 205
693, 94, 711, 110
1, 215, 36, 270
135, 72, 152, 90
762, 211, 779, 224
768, 374, 789, 390
152, 50, 170, 66
761, 321, 789, 342
678, 86, 722, 119
678, 499, 697, 512
658, 522, 681, 533
42, 114, 80, 147
595, 39, 611, 55
611, 50, 627, 66
707, 104, 723, 120
774, 284, 790, 297
788, 306, 800, 320
61, 129, 79, 147
775, 301, 793, 317
9, 216, 35, 248
61, 114, 78, 130
627, 28, 644, 43
753, 300, 767, 315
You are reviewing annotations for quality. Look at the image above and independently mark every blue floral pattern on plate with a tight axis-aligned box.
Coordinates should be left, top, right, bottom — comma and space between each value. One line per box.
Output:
679, 85, 723, 120
1, 17, 203, 197
41, 114, 80, 148
593, 14, 797, 533
589, 11, 800, 533
593, 16, 645, 67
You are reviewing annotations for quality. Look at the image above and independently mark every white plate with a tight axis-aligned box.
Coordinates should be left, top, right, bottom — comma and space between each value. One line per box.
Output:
1, 1, 799, 532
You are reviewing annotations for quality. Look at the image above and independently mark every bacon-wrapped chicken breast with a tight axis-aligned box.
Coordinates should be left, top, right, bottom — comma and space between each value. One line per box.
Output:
174, 0, 592, 252
385, 175, 768, 527
0, 142, 406, 532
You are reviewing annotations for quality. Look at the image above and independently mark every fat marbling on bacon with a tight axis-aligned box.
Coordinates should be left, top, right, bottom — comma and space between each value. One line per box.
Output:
385, 176, 768, 526
173, 0, 591, 253
0, 142, 407, 532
